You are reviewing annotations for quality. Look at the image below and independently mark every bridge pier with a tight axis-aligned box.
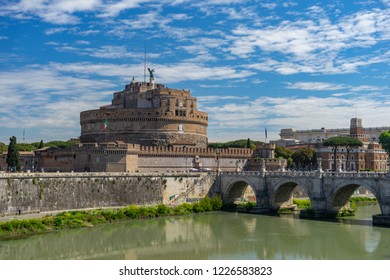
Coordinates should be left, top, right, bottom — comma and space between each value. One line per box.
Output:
299, 210, 334, 219
249, 206, 274, 214
372, 215, 390, 227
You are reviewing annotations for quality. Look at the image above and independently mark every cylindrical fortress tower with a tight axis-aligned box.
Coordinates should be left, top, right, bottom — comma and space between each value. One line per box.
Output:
80, 79, 208, 148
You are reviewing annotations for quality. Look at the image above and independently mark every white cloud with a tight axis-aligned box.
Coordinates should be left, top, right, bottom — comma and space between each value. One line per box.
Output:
205, 94, 390, 142
227, 7, 390, 74
0, 65, 115, 137
3, 0, 102, 24
285, 82, 346, 91
99, 0, 151, 17
197, 95, 249, 103
53, 44, 160, 60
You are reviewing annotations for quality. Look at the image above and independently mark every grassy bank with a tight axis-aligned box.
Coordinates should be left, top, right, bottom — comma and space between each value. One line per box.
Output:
280, 197, 377, 216
338, 196, 377, 217
293, 198, 311, 209
0, 196, 223, 240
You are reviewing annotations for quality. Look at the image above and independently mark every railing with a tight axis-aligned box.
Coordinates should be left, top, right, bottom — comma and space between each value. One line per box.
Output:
0, 172, 202, 179
219, 170, 389, 179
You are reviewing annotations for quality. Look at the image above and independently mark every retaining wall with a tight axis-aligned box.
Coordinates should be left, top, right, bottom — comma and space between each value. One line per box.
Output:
0, 172, 216, 215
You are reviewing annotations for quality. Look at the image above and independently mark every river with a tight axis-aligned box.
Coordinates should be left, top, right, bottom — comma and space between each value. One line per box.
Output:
0, 204, 389, 260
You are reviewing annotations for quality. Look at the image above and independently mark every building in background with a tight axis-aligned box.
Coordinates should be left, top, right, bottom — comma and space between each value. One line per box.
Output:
277, 121, 390, 146
275, 118, 388, 172
0, 151, 34, 172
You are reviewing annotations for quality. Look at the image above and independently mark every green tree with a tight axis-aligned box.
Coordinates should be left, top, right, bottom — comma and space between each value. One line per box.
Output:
208, 139, 260, 149
45, 140, 79, 149
275, 146, 293, 167
291, 147, 316, 170
323, 137, 363, 171
16, 143, 36, 151
379, 130, 390, 156
246, 138, 251, 148
6, 136, 21, 172
0, 142, 6, 153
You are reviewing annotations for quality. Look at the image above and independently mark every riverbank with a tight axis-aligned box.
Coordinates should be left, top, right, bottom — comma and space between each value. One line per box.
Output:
0, 196, 223, 240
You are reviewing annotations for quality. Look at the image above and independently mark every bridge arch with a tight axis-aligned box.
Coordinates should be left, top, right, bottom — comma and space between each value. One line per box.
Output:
329, 181, 382, 217
224, 178, 257, 204
269, 179, 312, 211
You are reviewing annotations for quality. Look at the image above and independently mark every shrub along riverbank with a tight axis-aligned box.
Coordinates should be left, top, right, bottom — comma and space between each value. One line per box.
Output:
284, 197, 377, 217
338, 196, 377, 217
0, 196, 223, 240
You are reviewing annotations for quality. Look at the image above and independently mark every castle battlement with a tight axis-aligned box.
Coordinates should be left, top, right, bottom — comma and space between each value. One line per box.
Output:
138, 145, 252, 158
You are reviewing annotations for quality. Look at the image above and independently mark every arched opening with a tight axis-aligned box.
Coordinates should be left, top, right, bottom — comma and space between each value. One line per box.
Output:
271, 182, 311, 213
331, 184, 380, 219
225, 180, 256, 205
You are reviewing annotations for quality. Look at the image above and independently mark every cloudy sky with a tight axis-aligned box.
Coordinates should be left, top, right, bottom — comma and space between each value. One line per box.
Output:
1, 0, 390, 144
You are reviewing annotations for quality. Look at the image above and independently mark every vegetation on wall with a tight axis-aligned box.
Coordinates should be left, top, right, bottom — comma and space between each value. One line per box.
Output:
0, 196, 223, 240
291, 147, 316, 170
0, 140, 80, 152
0, 142, 7, 153
208, 139, 261, 150
1, 139, 80, 153
275, 146, 293, 167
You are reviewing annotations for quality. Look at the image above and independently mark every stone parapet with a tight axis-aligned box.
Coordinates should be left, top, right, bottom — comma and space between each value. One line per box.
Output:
138, 146, 252, 158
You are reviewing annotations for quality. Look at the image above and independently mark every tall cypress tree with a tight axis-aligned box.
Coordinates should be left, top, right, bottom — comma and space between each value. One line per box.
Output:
6, 136, 21, 172
38, 140, 44, 149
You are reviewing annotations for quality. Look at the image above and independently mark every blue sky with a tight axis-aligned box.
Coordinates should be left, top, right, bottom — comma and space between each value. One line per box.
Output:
1, 0, 390, 144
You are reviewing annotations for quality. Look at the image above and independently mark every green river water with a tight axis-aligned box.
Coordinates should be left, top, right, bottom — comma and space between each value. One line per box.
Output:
0, 204, 389, 260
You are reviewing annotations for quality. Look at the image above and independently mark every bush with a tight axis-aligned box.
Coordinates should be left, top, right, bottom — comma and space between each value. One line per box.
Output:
0, 196, 227, 240
173, 203, 193, 215
293, 198, 311, 209
210, 196, 223, 210
242, 202, 256, 210
192, 202, 204, 213
124, 206, 141, 219
199, 196, 213, 212
156, 204, 172, 215
138, 206, 158, 218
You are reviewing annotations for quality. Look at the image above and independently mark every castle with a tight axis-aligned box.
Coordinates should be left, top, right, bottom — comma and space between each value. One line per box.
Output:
1, 72, 279, 173
80, 75, 208, 148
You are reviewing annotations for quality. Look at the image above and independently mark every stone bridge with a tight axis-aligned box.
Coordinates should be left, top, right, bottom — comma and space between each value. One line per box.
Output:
215, 170, 390, 226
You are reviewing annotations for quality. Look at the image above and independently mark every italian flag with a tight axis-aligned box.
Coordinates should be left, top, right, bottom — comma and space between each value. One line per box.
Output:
103, 118, 108, 130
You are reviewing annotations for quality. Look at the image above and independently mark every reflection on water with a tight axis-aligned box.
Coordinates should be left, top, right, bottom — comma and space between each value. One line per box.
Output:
0, 204, 389, 260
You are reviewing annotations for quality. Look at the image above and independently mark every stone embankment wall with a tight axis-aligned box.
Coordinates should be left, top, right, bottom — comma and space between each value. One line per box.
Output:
0, 172, 216, 215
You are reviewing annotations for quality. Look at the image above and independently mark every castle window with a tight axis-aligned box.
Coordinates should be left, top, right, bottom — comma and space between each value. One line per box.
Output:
175, 109, 186, 117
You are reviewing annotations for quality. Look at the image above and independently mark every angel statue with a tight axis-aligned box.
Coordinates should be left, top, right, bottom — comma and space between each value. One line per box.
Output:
147, 68, 155, 79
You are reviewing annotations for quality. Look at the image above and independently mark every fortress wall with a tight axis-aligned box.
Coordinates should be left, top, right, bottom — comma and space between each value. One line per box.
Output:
138, 146, 252, 157
0, 173, 216, 215
137, 156, 248, 172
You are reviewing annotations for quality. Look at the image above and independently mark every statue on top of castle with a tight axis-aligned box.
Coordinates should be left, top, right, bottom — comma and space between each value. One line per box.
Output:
147, 68, 154, 79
